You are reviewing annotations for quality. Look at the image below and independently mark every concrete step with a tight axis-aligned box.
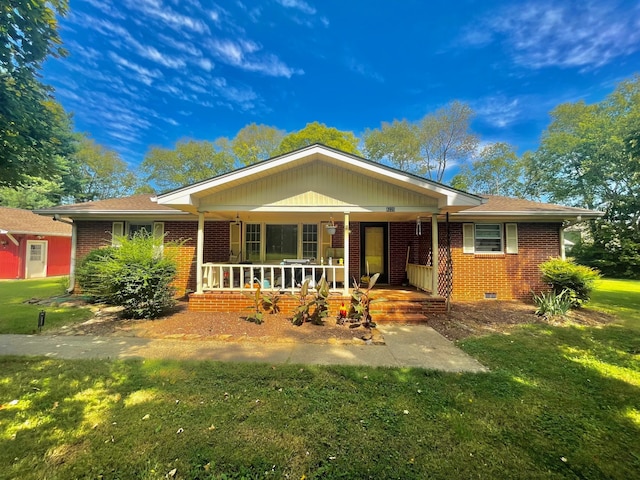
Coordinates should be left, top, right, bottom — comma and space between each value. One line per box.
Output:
373, 312, 428, 324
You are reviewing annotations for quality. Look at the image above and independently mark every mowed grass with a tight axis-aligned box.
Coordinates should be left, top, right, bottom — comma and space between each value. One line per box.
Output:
0, 278, 93, 334
0, 279, 638, 479
587, 278, 640, 329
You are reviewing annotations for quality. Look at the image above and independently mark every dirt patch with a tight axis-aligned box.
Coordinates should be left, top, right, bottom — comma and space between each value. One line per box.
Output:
57, 301, 378, 345
427, 301, 616, 341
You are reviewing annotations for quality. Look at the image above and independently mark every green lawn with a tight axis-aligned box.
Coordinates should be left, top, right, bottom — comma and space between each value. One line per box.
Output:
588, 278, 640, 329
0, 278, 93, 334
0, 279, 638, 479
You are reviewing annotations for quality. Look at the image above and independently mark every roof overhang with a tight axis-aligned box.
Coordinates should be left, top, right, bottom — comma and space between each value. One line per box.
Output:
450, 210, 604, 222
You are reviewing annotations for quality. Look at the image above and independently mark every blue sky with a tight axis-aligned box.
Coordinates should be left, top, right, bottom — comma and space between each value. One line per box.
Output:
43, 0, 640, 178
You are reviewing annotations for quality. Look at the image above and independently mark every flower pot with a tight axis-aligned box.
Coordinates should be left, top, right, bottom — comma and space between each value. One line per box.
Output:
326, 225, 337, 235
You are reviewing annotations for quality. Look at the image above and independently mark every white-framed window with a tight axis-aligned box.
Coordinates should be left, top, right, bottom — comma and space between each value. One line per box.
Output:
111, 221, 164, 246
245, 223, 320, 262
463, 223, 518, 254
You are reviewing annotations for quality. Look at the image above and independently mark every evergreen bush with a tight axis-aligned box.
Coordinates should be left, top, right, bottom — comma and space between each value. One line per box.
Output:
76, 231, 180, 319
539, 258, 600, 307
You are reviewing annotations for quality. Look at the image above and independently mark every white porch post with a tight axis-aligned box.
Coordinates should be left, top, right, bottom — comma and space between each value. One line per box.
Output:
343, 212, 350, 296
431, 213, 439, 296
560, 226, 566, 260
196, 212, 204, 294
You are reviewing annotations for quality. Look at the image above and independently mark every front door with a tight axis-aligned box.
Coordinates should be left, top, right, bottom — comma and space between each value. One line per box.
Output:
26, 240, 47, 278
360, 223, 388, 284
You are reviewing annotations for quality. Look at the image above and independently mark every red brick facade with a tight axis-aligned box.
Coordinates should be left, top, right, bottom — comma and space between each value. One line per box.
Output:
74, 219, 561, 302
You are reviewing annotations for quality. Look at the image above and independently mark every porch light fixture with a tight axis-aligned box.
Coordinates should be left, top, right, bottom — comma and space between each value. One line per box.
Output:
416, 216, 422, 236
234, 213, 241, 226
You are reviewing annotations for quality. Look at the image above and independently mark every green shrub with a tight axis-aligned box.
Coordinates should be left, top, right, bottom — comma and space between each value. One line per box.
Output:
532, 289, 572, 319
539, 258, 600, 307
76, 232, 180, 319
75, 247, 117, 301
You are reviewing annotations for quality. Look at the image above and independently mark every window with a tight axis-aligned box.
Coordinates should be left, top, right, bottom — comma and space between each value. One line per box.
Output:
266, 224, 297, 261
111, 222, 164, 246
302, 224, 318, 259
129, 223, 153, 236
462, 223, 518, 254
244, 223, 320, 262
245, 224, 261, 262
475, 224, 502, 252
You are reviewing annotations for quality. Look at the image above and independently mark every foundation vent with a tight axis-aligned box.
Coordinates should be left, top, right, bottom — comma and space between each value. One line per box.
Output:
484, 292, 497, 299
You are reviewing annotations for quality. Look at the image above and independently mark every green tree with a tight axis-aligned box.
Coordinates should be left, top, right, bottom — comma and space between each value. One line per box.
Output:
276, 122, 361, 155
73, 136, 137, 201
231, 123, 285, 166
450, 142, 525, 196
531, 75, 640, 278
0, 0, 71, 187
141, 138, 235, 191
364, 101, 478, 182
363, 119, 420, 172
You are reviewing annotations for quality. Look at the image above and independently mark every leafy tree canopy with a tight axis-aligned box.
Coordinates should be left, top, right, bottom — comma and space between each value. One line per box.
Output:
0, 1, 72, 187
364, 101, 478, 182
531, 75, 640, 278
141, 138, 235, 192
450, 142, 526, 197
276, 122, 361, 155
231, 123, 285, 166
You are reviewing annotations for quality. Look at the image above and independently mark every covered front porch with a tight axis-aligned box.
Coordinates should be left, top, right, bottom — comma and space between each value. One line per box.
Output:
154, 145, 483, 314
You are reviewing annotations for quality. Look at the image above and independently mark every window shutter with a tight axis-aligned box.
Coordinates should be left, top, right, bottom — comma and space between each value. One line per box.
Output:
463, 223, 475, 254
506, 223, 518, 254
229, 222, 241, 262
112, 222, 124, 247
153, 222, 165, 240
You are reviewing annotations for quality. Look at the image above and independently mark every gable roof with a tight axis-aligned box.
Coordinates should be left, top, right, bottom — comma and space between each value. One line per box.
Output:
0, 207, 72, 236
156, 144, 484, 214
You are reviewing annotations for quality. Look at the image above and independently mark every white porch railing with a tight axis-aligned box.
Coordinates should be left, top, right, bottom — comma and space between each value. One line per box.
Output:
406, 263, 433, 293
202, 263, 345, 293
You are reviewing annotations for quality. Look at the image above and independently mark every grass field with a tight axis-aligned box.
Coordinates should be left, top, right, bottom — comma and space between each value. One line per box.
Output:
588, 278, 640, 329
0, 279, 638, 479
0, 278, 93, 334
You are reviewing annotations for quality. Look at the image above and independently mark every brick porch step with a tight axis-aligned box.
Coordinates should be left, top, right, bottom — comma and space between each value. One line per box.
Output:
373, 312, 428, 324
370, 300, 425, 315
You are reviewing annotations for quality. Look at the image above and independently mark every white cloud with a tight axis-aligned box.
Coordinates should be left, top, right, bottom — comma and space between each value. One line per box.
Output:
209, 38, 303, 77
474, 96, 521, 128
83, 0, 125, 19
276, 0, 316, 15
124, 0, 209, 34
346, 57, 384, 83
108, 52, 163, 85
462, 1, 640, 69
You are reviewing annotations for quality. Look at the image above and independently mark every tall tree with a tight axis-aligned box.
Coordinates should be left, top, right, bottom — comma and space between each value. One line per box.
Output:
364, 101, 478, 182
363, 119, 420, 172
231, 123, 285, 166
72, 136, 138, 201
141, 138, 235, 191
531, 75, 640, 277
1, 0, 71, 187
450, 142, 526, 196
276, 122, 361, 155
417, 101, 478, 182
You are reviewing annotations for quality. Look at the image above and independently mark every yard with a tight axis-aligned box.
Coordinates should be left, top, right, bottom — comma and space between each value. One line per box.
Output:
0, 278, 638, 479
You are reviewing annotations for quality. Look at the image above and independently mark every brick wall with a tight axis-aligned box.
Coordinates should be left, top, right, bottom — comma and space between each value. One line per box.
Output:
446, 222, 560, 300
389, 222, 420, 285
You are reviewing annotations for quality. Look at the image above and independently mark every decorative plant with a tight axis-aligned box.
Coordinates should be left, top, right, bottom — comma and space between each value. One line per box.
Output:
539, 258, 600, 307
349, 272, 380, 328
291, 276, 330, 326
244, 284, 264, 324
291, 279, 312, 326
261, 290, 281, 314
532, 289, 572, 320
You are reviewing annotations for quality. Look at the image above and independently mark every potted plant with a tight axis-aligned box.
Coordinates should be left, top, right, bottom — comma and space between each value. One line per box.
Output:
325, 217, 337, 236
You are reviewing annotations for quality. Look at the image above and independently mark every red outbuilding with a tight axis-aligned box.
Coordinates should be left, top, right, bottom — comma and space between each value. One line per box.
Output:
0, 207, 72, 279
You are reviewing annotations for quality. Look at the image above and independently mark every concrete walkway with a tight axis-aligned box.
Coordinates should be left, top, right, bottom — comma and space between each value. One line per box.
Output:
0, 325, 487, 372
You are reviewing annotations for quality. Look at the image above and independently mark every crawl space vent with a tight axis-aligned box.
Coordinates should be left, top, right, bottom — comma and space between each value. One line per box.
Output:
484, 292, 497, 299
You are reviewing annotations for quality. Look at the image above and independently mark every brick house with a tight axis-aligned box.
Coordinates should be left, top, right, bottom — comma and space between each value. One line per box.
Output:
36, 145, 601, 314
0, 207, 72, 279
